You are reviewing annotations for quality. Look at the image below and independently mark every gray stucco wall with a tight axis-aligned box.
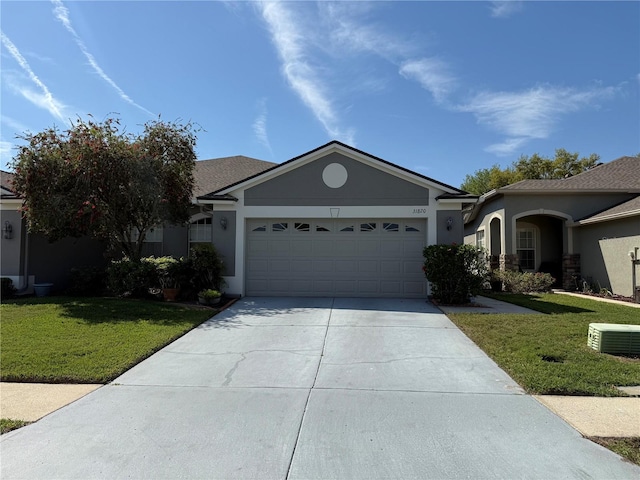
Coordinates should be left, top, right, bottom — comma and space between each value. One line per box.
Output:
244, 153, 430, 206
574, 217, 640, 297
212, 211, 236, 276
463, 196, 505, 238
467, 193, 635, 254
28, 234, 108, 292
163, 225, 189, 258
0, 210, 23, 277
437, 211, 463, 245
504, 193, 635, 225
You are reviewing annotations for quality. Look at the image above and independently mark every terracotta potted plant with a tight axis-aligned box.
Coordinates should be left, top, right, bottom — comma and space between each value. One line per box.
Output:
155, 257, 181, 301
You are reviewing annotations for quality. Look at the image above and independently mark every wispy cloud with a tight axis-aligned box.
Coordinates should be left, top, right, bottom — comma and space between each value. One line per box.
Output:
458, 85, 617, 155
490, 1, 524, 19
318, 3, 458, 104
399, 58, 456, 104
51, 0, 154, 117
257, 2, 355, 144
1, 115, 30, 133
1, 31, 67, 121
253, 98, 273, 154
0, 140, 14, 168
319, 2, 413, 62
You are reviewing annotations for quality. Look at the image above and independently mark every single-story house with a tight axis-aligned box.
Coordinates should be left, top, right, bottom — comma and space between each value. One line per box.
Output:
463, 156, 640, 299
1, 141, 477, 298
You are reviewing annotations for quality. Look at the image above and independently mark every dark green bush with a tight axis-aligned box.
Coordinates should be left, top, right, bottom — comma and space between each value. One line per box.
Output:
1, 277, 17, 300
107, 257, 158, 297
67, 267, 107, 296
106, 247, 225, 300
189, 244, 225, 292
423, 244, 489, 304
493, 270, 555, 294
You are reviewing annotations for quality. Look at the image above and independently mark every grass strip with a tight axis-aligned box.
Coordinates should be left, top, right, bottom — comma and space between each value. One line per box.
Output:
447, 293, 640, 396
1, 297, 213, 383
0, 419, 30, 434
589, 437, 640, 465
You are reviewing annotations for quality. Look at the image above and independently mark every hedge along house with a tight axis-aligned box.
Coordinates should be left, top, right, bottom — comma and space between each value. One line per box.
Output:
463, 156, 640, 299
1, 141, 477, 297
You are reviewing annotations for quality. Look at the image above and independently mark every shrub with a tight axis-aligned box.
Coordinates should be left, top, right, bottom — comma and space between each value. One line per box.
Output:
66, 267, 107, 296
190, 244, 225, 292
198, 289, 221, 300
144, 256, 182, 289
1, 277, 17, 299
494, 270, 555, 294
107, 257, 158, 297
422, 244, 489, 304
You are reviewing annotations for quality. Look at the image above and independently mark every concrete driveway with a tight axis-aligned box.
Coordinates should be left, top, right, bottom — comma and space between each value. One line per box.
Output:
2, 297, 638, 479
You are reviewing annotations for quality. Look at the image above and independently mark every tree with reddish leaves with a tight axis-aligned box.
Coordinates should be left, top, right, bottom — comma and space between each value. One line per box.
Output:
11, 116, 198, 261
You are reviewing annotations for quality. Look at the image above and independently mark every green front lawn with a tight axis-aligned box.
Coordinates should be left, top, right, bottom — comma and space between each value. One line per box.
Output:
0, 297, 213, 383
447, 293, 640, 396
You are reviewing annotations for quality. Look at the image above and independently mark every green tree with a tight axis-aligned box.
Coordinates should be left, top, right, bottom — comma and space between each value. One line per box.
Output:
11, 116, 198, 261
461, 149, 600, 195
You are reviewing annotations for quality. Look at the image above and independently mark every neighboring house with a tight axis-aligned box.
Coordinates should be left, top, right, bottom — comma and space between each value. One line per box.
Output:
1, 141, 476, 297
463, 156, 640, 298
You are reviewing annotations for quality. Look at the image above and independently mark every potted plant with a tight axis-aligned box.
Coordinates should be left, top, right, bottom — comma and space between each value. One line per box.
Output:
153, 257, 181, 301
198, 289, 222, 306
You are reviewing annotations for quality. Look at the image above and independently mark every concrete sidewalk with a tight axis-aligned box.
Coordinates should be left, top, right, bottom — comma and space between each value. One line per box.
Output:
535, 395, 640, 437
4, 383, 638, 438
1, 383, 102, 422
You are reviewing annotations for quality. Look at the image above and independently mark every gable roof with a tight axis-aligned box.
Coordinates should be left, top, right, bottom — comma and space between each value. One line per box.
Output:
194, 155, 277, 198
500, 156, 640, 193
200, 140, 475, 200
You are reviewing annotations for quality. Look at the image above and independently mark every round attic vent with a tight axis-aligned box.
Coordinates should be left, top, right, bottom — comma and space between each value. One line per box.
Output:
322, 163, 348, 188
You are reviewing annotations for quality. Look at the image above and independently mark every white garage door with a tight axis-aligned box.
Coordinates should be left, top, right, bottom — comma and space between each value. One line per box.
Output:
246, 219, 427, 297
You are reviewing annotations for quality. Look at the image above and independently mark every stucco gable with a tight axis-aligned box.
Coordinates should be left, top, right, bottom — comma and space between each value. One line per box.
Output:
243, 151, 437, 207
213, 141, 468, 199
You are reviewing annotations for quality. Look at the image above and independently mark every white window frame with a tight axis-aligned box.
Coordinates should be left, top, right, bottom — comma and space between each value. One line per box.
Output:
189, 217, 213, 244
516, 226, 537, 271
476, 229, 486, 249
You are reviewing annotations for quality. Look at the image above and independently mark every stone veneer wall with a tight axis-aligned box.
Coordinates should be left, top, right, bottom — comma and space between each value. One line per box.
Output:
499, 254, 519, 272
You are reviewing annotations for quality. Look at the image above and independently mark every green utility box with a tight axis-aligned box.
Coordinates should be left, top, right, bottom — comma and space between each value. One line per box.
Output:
587, 323, 640, 356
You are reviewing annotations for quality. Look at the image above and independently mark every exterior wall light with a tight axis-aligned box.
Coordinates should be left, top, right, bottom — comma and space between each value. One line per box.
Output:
220, 217, 228, 230
446, 217, 454, 231
3, 221, 12, 239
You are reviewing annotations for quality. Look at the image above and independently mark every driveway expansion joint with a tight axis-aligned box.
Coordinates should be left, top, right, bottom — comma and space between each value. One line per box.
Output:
285, 298, 333, 480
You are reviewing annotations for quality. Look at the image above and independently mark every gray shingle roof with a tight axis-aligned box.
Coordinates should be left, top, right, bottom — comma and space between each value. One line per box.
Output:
194, 156, 277, 198
500, 156, 640, 192
0, 170, 16, 196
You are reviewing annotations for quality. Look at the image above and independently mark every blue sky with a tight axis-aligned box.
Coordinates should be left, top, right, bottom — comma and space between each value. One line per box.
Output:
1, 1, 638, 189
